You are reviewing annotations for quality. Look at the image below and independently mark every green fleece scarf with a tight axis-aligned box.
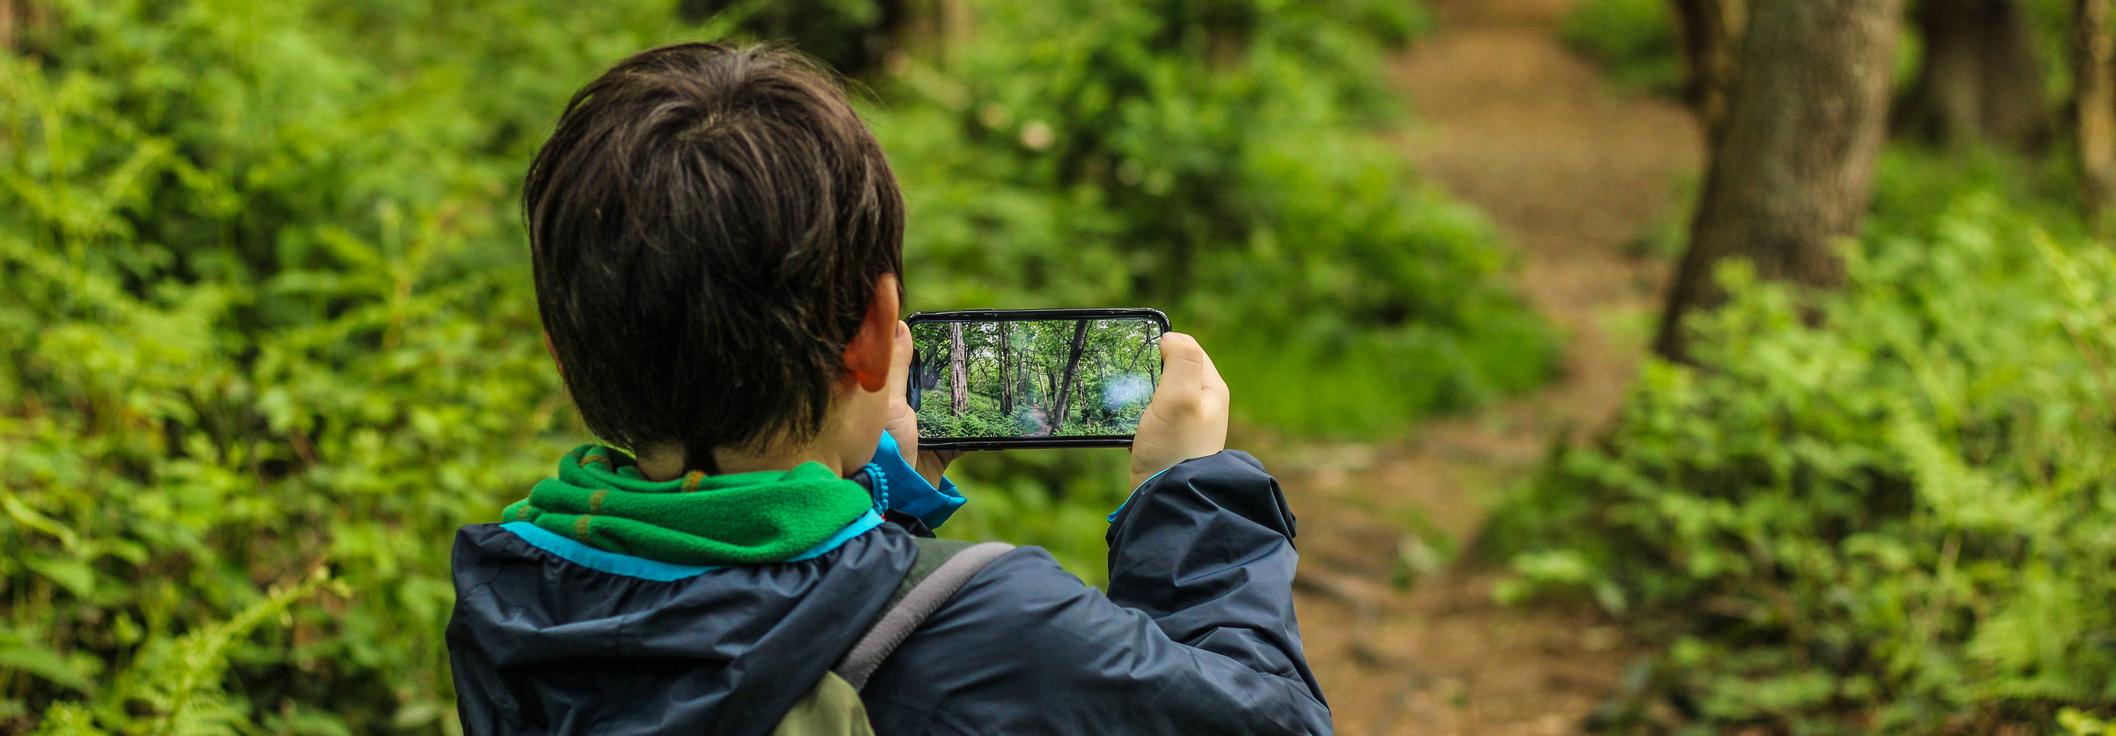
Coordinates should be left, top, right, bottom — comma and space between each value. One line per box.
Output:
502, 445, 873, 565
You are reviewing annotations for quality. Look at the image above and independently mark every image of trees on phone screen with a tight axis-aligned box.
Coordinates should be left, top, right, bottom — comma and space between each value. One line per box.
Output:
912, 318, 1164, 440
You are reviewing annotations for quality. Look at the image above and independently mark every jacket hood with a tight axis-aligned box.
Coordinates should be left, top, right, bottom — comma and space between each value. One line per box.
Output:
446, 521, 917, 735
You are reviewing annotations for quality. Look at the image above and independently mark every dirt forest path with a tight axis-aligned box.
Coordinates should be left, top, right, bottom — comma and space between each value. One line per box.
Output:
1252, 0, 1703, 733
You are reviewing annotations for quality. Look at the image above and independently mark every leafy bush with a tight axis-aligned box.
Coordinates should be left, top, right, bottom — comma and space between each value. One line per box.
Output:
1491, 151, 2116, 732
30, 572, 332, 736
678, 0, 898, 76
877, 0, 1551, 438
0, 0, 724, 730
1562, 0, 1683, 94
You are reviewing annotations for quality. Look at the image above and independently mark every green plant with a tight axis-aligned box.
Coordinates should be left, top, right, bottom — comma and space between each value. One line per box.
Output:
2062, 708, 2116, 736
678, 0, 897, 76
1492, 150, 2116, 732
1, 1, 728, 730
1562, 0, 1683, 94
30, 571, 332, 735
876, 0, 1553, 438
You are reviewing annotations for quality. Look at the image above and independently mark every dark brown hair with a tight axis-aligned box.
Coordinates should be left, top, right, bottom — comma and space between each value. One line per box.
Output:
524, 42, 903, 470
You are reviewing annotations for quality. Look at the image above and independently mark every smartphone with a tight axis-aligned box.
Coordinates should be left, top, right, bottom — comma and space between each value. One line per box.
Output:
907, 308, 1170, 450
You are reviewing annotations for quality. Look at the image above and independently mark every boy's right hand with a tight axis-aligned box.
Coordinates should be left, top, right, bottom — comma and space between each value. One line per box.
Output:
1129, 332, 1229, 489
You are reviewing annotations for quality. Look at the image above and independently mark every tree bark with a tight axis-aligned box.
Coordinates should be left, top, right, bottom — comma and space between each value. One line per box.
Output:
997, 321, 1014, 415
2080, 0, 2116, 222
1896, 0, 2049, 150
1671, 0, 1747, 142
948, 322, 968, 416
1050, 321, 1089, 432
1655, 0, 1904, 360
0, 0, 41, 53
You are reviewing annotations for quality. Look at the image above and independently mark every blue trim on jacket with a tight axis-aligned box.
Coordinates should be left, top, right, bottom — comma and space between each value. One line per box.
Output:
499, 510, 885, 582
1107, 466, 1173, 523
872, 431, 966, 528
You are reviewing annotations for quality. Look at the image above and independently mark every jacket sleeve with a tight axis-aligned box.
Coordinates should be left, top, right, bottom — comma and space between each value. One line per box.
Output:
1104, 450, 1323, 710
870, 431, 967, 529
860, 450, 1329, 735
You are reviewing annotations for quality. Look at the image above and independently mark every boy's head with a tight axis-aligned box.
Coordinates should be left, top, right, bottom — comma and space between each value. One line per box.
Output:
525, 42, 904, 473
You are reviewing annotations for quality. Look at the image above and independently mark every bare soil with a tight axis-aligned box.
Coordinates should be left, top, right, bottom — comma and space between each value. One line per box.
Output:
1251, 1, 1703, 733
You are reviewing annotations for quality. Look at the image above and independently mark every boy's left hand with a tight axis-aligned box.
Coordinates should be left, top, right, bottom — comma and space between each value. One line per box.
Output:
883, 320, 958, 486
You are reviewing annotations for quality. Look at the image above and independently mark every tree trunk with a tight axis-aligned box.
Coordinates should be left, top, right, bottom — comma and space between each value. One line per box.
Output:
0, 0, 41, 52
1671, 0, 1747, 142
2080, 0, 2116, 221
1, 0, 16, 52
1037, 361, 1061, 435
1655, 0, 1904, 360
1049, 321, 1089, 432
948, 322, 968, 416
997, 321, 1013, 415
1896, 0, 2049, 150
936, 0, 972, 65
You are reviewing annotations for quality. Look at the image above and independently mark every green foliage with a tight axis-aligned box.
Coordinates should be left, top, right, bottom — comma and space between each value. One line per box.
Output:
29, 571, 332, 735
1, 0, 730, 731
1491, 150, 2116, 732
678, 0, 896, 76
2020, 0, 2107, 105
1561, 0, 1682, 94
2063, 709, 2116, 736
874, 0, 1552, 438
939, 450, 1135, 586
3, 0, 1542, 729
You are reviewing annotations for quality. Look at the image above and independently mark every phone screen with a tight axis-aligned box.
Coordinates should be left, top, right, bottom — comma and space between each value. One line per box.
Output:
909, 310, 1167, 448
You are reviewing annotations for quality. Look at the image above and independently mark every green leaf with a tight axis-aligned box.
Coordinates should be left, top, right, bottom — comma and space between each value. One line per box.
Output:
2, 491, 80, 549
0, 628, 98, 693
23, 555, 97, 598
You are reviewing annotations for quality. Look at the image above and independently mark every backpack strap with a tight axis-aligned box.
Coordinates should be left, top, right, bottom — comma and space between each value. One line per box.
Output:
834, 537, 1014, 691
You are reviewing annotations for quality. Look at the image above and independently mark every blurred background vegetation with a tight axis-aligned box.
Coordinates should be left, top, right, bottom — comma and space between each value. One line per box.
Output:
3, 0, 2115, 733
0, 0, 1549, 731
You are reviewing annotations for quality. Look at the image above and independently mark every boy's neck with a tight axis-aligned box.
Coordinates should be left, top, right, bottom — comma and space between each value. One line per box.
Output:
635, 386, 885, 483
635, 443, 846, 482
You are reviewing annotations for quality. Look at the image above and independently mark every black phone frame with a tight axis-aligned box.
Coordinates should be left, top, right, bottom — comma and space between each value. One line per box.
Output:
906, 308, 1170, 451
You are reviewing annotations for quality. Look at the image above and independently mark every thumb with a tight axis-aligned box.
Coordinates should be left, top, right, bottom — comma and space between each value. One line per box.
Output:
886, 320, 913, 399
1155, 332, 1207, 395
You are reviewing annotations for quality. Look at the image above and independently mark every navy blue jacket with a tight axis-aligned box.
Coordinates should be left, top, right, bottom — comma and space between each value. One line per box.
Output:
446, 450, 1328, 734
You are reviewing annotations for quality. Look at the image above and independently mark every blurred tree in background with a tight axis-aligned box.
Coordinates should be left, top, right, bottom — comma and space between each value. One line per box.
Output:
1654, 0, 1903, 359
1897, 0, 2050, 150
2079, 0, 2116, 219
0, 0, 1550, 731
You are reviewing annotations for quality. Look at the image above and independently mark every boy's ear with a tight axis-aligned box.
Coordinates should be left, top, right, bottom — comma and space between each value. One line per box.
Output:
844, 274, 900, 393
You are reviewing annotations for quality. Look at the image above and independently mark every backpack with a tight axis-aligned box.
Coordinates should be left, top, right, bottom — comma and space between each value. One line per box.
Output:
771, 538, 1015, 736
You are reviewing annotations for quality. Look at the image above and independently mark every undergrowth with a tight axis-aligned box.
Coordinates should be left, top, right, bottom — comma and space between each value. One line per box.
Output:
1491, 150, 2116, 732
1561, 0, 1682, 94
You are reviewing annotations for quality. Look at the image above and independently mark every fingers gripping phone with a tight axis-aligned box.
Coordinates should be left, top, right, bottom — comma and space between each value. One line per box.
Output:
907, 308, 1170, 450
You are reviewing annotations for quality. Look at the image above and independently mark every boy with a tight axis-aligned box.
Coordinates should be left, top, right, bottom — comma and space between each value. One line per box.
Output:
446, 42, 1329, 734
